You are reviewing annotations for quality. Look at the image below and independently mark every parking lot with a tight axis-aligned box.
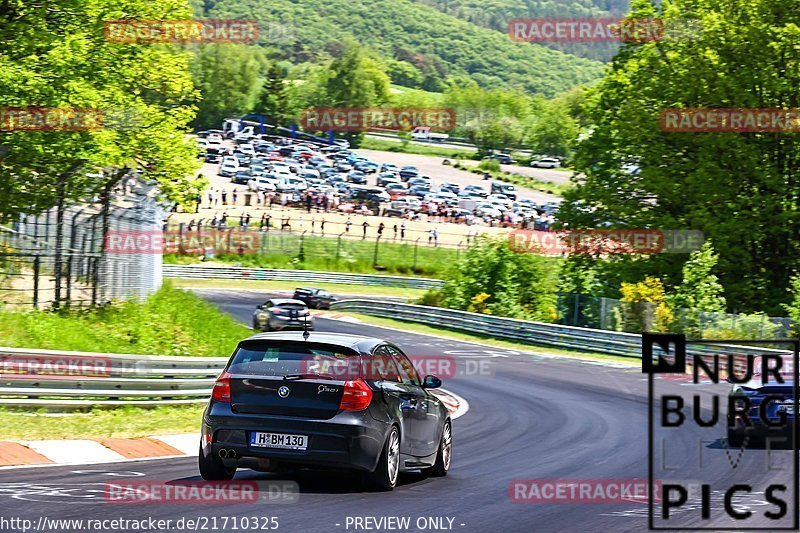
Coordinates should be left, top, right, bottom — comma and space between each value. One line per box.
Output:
170, 133, 563, 247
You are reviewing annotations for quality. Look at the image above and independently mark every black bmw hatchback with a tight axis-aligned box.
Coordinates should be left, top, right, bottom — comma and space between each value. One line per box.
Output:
199, 332, 452, 491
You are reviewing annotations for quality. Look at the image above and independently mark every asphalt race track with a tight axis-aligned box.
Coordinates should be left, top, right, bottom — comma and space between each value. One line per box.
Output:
0, 289, 794, 532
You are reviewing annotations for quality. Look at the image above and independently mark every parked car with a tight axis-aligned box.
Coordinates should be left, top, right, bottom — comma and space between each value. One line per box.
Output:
218, 162, 238, 177
199, 332, 452, 491
377, 172, 401, 187
248, 177, 277, 192
293, 287, 336, 309
204, 152, 221, 164
348, 171, 368, 184
484, 153, 515, 165
385, 183, 408, 198
476, 203, 503, 218
399, 166, 419, 180
462, 184, 488, 198
407, 176, 431, 188
408, 185, 431, 198
530, 157, 561, 168
490, 182, 517, 200
390, 196, 421, 211
233, 170, 252, 185
440, 182, 461, 194
233, 153, 251, 167
277, 176, 308, 192
354, 160, 379, 173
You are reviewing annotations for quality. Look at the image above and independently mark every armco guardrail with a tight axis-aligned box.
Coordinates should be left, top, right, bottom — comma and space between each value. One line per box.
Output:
329, 300, 792, 360
163, 264, 443, 290
0, 346, 461, 411
0, 347, 226, 409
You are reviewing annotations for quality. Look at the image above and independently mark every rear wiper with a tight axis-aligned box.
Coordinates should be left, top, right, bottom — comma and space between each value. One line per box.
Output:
283, 373, 335, 381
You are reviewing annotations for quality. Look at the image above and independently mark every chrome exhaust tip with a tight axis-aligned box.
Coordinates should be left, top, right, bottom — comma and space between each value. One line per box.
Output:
218, 449, 228, 459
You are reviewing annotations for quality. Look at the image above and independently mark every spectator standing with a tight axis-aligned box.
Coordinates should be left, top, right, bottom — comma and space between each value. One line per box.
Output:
221, 189, 228, 205
345, 217, 353, 233
362, 220, 369, 239
377, 222, 385, 237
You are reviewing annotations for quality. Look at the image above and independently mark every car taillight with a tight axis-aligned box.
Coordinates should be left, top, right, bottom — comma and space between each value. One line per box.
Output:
339, 379, 373, 411
212, 371, 231, 403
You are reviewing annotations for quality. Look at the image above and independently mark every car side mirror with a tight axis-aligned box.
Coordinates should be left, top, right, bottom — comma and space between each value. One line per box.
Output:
423, 375, 442, 389
256, 304, 265, 310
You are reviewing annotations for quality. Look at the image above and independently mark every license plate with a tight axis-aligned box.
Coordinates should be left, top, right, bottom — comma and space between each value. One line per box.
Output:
250, 432, 308, 450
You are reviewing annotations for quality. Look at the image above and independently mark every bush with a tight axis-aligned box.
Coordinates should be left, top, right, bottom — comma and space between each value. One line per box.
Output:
417, 289, 444, 307
478, 159, 501, 172
438, 235, 558, 321
701, 313, 783, 340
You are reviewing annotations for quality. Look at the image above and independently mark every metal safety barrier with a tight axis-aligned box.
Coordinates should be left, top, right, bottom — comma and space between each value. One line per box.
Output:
0, 346, 227, 409
163, 264, 443, 290
329, 300, 792, 361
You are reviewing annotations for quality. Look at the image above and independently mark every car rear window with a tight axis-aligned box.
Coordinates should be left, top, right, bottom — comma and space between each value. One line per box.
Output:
275, 302, 306, 310
229, 341, 362, 378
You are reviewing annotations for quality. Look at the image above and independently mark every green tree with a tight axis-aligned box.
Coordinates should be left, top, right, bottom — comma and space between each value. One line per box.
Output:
667, 242, 727, 336
562, 0, 800, 315
444, 83, 532, 155
527, 97, 580, 158
669, 243, 727, 313
255, 62, 291, 126
0, 0, 202, 218
315, 41, 390, 146
192, 43, 265, 129
386, 60, 424, 88
439, 236, 558, 321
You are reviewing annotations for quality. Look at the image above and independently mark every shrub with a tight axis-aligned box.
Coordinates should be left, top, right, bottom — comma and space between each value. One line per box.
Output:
438, 235, 558, 321
478, 159, 501, 172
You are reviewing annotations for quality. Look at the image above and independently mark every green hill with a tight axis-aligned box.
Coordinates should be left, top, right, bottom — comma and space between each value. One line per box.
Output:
416, 0, 632, 62
197, 0, 606, 97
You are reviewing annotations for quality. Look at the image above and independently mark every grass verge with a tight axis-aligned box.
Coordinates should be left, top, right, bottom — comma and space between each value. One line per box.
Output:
0, 405, 204, 440
360, 137, 476, 159
0, 281, 251, 356
343, 312, 639, 366
169, 278, 428, 299
457, 161, 570, 196
164, 234, 458, 278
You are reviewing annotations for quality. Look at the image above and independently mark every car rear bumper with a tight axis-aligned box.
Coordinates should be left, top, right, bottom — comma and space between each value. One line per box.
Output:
202, 404, 386, 471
